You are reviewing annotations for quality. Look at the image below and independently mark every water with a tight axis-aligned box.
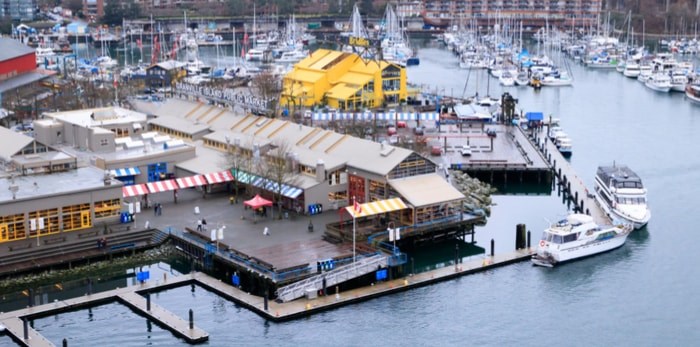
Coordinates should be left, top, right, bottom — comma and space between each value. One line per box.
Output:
6, 42, 700, 345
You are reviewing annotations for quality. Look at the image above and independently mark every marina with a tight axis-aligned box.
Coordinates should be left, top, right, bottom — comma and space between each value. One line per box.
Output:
2, 1, 700, 344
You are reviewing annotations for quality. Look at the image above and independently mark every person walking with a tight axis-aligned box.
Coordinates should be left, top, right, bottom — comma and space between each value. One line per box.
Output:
197, 219, 202, 232
263, 226, 269, 236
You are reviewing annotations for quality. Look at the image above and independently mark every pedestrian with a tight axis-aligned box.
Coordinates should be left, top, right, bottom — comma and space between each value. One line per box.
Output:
197, 219, 202, 232
263, 226, 269, 236
202, 219, 207, 231
157, 203, 162, 216
154, 203, 158, 216
145, 220, 150, 229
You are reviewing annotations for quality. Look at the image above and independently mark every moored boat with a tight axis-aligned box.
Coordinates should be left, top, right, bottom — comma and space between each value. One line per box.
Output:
594, 164, 651, 229
531, 214, 632, 267
644, 73, 672, 92
686, 82, 700, 104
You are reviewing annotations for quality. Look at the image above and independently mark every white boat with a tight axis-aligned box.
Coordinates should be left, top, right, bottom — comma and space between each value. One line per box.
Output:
686, 82, 700, 104
498, 70, 515, 86
541, 71, 573, 87
669, 72, 688, 93
557, 137, 572, 157
622, 63, 641, 78
636, 65, 653, 83
246, 48, 265, 62
594, 164, 651, 229
515, 70, 529, 86
35, 46, 56, 65
645, 73, 672, 92
531, 214, 632, 267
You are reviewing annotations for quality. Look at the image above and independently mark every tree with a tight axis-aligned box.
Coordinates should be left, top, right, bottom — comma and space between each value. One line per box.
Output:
227, 0, 247, 16
102, 0, 141, 26
251, 72, 282, 118
223, 137, 252, 203
62, 0, 82, 14
261, 139, 299, 219
360, 0, 373, 15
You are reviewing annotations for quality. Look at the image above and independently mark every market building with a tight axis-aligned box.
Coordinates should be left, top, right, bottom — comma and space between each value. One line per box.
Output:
280, 49, 408, 111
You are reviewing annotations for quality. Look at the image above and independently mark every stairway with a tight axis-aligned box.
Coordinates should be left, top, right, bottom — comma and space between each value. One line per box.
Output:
275, 253, 388, 303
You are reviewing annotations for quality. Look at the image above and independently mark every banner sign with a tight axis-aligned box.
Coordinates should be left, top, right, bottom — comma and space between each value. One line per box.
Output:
175, 82, 271, 111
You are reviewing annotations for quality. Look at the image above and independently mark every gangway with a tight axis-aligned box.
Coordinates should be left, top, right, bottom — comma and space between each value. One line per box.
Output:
275, 254, 388, 303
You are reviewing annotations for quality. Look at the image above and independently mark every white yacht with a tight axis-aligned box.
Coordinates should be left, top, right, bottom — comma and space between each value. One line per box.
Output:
622, 63, 641, 78
499, 70, 515, 86
275, 49, 308, 64
35, 46, 56, 66
541, 71, 573, 87
644, 73, 672, 92
686, 82, 700, 104
669, 71, 688, 93
246, 48, 265, 62
556, 137, 572, 157
636, 65, 653, 83
594, 164, 651, 229
515, 70, 530, 86
532, 214, 632, 267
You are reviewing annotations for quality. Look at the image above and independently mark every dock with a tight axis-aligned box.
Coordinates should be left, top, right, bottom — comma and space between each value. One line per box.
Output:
531, 127, 611, 225
0, 248, 533, 345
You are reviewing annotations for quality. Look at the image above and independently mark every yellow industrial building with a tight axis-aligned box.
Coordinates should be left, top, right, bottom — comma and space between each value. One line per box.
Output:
280, 49, 408, 111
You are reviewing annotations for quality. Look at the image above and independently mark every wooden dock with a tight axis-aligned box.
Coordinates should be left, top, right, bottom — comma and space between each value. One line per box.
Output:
532, 128, 611, 225
0, 248, 534, 345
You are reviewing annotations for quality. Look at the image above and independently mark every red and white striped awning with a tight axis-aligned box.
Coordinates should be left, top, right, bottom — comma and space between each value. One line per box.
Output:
122, 184, 149, 197
146, 179, 178, 193
176, 175, 207, 189
204, 171, 234, 184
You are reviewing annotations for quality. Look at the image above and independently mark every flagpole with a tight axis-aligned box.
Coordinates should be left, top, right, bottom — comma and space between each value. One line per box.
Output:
352, 197, 356, 265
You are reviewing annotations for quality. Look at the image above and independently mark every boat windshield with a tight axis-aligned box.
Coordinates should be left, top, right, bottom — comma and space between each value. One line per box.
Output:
615, 196, 646, 205
614, 181, 643, 189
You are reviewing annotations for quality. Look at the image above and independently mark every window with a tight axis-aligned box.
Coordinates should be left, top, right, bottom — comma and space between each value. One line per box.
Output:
0, 213, 26, 242
94, 199, 121, 219
62, 203, 91, 231
28, 209, 59, 237
100, 138, 109, 146
328, 191, 347, 202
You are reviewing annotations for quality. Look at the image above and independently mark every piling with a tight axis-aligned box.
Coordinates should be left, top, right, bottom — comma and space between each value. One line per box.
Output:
87, 278, 92, 295
191, 283, 195, 292
189, 309, 194, 330
146, 293, 151, 311
264, 293, 269, 312
23, 317, 28, 340
490, 239, 495, 256
28, 288, 34, 307
516, 224, 527, 249
63, 338, 68, 347
527, 230, 531, 248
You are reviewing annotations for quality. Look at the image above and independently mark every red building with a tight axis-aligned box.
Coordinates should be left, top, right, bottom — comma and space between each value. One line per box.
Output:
0, 38, 36, 82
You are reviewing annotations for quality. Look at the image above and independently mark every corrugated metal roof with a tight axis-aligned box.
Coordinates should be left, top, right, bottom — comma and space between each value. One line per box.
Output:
308, 50, 344, 70
338, 72, 373, 86
0, 38, 35, 62
389, 174, 465, 207
0, 71, 51, 93
285, 69, 324, 83
0, 126, 34, 161
295, 49, 332, 68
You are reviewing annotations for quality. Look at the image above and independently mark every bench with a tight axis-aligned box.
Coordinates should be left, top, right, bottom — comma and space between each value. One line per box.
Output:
8, 243, 32, 252
44, 236, 66, 245
78, 230, 99, 239
110, 243, 135, 251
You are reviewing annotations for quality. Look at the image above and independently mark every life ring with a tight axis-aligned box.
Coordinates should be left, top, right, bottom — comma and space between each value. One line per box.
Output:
539, 240, 546, 247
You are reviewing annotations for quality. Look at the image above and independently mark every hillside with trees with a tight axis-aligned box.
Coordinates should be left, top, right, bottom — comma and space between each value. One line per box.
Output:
604, 0, 699, 36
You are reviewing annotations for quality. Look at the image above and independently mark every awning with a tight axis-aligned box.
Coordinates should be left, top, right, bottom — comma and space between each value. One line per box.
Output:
233, 170, 303, 199
205, 170, 235, 184
176, 175, 207, 189
146, 179, 178, 193
345, 198, 408, 218
110, 167, 141, 177
122, 184, 148, 197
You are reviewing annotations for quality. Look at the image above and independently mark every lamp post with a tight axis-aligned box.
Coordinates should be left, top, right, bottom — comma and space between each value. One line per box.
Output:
387, 221, 396, 253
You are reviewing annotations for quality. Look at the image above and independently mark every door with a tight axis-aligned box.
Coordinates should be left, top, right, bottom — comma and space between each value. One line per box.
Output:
348, 174, 365, 204
0, 223, 7, 242
81, 211, 92, 229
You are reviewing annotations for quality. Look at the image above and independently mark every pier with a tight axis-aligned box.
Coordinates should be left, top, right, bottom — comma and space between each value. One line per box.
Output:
0, 246, 533, 345
530, 127, 611, 225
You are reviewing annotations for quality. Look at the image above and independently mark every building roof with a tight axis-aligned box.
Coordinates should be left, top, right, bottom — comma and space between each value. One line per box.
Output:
0, 70, 52, 93
338, 72, 373, 86
325, 83, 360, 100
0, 126, 34, 162
0, 166, 121, 204
389, 174, 465, 207
148, 116, 211, 135
151, 60, 187, 71
284, 69, 325, 84
175, 145, 228, 175
44, 107, 147, 127
0, 38, 35, 62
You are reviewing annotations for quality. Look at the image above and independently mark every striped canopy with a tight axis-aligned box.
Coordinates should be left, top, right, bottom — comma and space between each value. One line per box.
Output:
122, 184, 148, 197
345, 198, 408, 218
147, 179, 178, 193
176, 175, 206, 189
110, 167, 141, 177
312, 112, 439, 121
204, 170, 235, 184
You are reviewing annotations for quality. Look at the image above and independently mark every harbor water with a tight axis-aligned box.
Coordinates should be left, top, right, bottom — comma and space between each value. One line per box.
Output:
5, 42, 700, 346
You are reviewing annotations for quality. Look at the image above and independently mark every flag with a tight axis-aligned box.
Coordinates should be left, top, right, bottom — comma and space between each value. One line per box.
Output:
353, 199, 362, 215
137, 39, 142, 49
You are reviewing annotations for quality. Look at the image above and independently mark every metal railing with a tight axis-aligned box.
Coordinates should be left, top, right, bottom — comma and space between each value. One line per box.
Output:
275, 253, 388, 302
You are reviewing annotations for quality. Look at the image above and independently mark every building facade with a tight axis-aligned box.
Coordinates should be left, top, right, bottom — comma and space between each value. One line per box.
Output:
1, 0, 36, 21
421, 0, 602, 29
82, 0, 105, 20
0, 38, 36, 81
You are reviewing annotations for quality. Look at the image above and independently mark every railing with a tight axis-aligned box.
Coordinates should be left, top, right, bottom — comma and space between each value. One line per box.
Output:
275, 253, 388, 303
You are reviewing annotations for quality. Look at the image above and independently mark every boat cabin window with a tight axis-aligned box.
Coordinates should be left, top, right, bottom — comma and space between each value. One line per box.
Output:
542, 232, 554, 242
615, 196, 646, 205
614, 181, 643, 189
551, 234, 563, 244
563, 233, 578, 243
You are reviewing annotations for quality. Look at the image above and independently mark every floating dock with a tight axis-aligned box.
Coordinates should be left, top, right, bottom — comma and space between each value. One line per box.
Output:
0, 248, 532, 345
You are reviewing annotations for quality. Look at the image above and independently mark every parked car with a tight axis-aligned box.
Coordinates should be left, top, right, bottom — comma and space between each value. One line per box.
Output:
387, 126, 397, 136
413, 126, 425, 135
459, 145, 472, 156
431, 145, 442, 156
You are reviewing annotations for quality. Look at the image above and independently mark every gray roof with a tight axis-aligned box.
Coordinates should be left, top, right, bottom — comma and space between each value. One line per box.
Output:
389, 174, 464, 207
149, 116, 211, 135
0, 166, 121, 204
0, 126, 34, 161
0, 71, 51, 93
0, 38, 35, 62
596, 165, 643, 186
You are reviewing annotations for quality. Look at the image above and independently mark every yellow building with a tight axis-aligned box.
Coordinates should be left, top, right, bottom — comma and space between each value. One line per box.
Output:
281, 49, 408, 111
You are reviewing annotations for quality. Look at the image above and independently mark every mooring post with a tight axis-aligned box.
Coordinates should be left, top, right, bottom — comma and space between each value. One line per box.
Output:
23, 317, 28, 340
28, 288, 34, 307
527, 230, 531, 248
191, 283, 195, 293
490, 239, 495, 257
454, 243, 459, 270
63, 338, 68, 347
87, 278, 92, 295
264, 291, 269, 312
189, 309, 194, 330
146, 293, 151, 311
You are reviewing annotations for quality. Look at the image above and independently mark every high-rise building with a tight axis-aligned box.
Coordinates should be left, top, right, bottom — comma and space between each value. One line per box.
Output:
83, 0, 106, 21
1, 0, 37, 21
421, 0, 602, 30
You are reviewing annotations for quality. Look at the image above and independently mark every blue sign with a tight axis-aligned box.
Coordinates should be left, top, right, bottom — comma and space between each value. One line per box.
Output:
136, 271, 150, 282
232, 273, 240, 286
376, 269, 388, 281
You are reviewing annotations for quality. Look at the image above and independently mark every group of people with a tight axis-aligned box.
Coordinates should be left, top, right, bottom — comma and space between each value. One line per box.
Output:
96, 237, 108, 249
196, 218, 208, 232
153, 203, 163, 216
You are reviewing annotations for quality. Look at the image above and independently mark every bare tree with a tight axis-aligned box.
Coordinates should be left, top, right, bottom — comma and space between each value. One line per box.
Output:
222, 137, 252, 203
251, 72, 282, 119
259, 139, 299, 219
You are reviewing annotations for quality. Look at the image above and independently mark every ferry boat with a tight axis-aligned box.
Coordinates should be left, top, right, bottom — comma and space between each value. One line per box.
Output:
531, 214, 632, 267
594, 164, 651, 229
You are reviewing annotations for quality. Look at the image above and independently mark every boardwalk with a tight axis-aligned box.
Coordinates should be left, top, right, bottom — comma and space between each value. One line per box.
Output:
533, 128, 611, 225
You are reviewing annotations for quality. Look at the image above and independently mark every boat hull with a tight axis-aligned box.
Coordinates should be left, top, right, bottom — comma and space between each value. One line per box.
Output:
687, 88, 700, 104
595, 194, 650, 229
532, 235, 627, 267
